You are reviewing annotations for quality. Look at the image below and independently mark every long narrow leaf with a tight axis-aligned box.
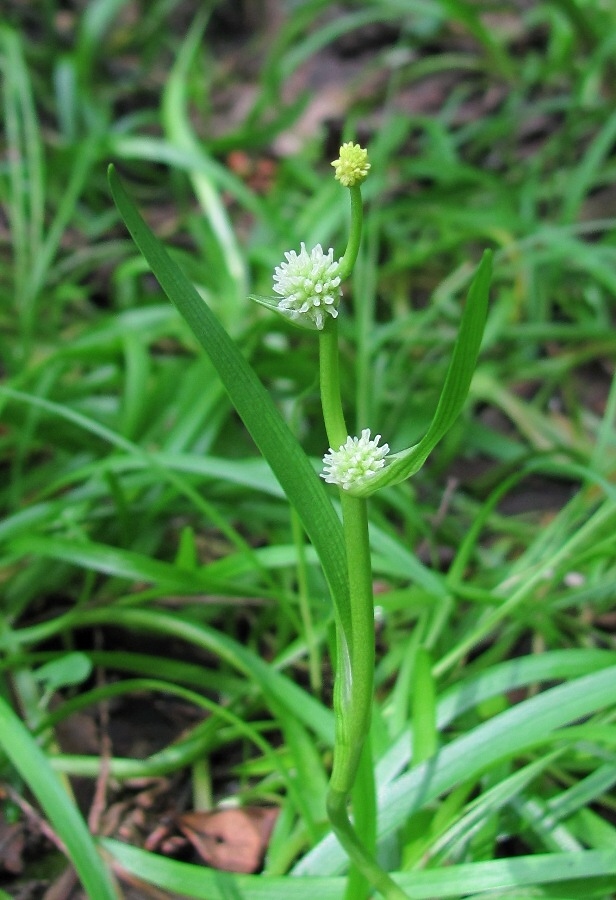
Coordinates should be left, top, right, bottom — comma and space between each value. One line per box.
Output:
351, 249, 492, 496
0, 697, 119, 900
375, 647, 616, 790
108, 165, 350, 631
8, 534, 232, 594
74, 606, 335, 744
103, 839, 616, 900
296, 664, 616, 874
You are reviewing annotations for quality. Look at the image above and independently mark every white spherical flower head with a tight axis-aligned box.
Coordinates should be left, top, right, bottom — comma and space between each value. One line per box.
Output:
273, 242, 342, 331
321, 429, 390, 491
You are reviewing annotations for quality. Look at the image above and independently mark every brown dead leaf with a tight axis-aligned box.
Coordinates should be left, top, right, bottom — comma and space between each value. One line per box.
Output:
177, 807, 278, 874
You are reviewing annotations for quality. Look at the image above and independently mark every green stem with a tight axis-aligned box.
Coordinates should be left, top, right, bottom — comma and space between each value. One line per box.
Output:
329, 493, 374, 793
327, 788, 409, 900
345, 737, 377, 900
327, 491, 411, 900
319, 168, 411, 900
319, 321, 348, 449
339, 184, 364, 282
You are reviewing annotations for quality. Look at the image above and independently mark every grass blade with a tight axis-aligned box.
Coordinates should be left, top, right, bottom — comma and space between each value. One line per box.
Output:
103, 838, 616, 899
297, 664, 616, 874
351, 250, 492, 496
0, 696, 119, 900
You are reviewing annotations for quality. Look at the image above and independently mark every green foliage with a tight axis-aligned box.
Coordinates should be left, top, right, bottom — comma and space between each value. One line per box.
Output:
351, 249, 493, 496
107, 164, 351, 634
0, 697, 119, 900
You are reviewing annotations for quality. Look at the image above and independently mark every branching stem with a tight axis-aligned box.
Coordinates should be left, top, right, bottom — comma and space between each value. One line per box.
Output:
318, 169, 411, 897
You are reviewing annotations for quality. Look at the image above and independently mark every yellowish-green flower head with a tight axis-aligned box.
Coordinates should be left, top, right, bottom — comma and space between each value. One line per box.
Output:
331, 142, 370, 187
321, 429, 389, 491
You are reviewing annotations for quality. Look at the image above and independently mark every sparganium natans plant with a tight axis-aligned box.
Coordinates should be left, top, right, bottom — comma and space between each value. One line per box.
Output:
109, 141, 492, 900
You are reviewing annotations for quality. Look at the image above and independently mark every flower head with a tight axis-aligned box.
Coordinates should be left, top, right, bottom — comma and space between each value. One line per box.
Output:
321, 429, 390, 491
331, 143, 370, 187
273, 242, 342, 330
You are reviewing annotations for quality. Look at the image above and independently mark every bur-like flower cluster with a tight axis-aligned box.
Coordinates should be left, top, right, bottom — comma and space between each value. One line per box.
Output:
331, 142, 371, 187
321, 429, 390, 491
273, 242, 342, 330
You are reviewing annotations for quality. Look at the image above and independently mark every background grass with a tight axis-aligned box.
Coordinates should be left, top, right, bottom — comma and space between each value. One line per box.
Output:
1, 1, 616, 898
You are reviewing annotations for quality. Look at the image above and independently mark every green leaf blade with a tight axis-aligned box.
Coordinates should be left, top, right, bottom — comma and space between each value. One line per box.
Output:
107, 166, 350, 629
351, 249, 493, 496
0, 697, 119, 900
